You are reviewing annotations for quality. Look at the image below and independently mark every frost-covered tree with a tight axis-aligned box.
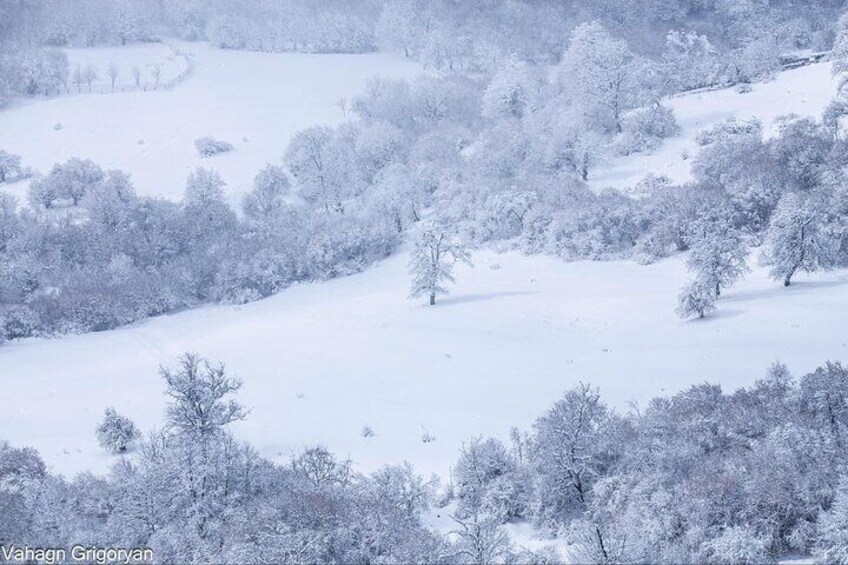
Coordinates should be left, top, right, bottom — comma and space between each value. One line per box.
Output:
815, 475, 848, 564
28, 157, 104, 207
161, 353, 245, 439
661, 30, 721, 92
560, 22, 646, 134
481, 57, 537, 121
685, 203, 749, 296
96, 407, 140, 453
242, 164, 290, 221
762, 193, 837, 286
131, 65, 141, 88
531, 383, 613, 533
408, 223, 472, 305
677, 277, 718, 319
285, 126, 341, 213
701, 526, 773, 565
451, 512, 512, 565
185, 166, 226, 205
0, 150, 23, 183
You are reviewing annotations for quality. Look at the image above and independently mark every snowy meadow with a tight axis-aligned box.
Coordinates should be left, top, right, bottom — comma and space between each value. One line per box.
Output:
3, 1, 848, 564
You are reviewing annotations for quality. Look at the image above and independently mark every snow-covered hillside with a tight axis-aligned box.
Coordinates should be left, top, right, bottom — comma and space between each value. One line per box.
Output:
590, 61, 837, 191
1, 47, 846, 483
2, 249, 846, 479
0, 41, 420, 204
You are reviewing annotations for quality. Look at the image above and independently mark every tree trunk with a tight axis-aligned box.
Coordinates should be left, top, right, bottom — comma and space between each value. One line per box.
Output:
784, 264, 797, 287
429, 293, 435, 306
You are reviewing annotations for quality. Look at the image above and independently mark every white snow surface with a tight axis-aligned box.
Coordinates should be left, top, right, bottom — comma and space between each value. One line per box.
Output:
1, 251, 846, 480
0, 41, 420, 205
0, 47, 846, 489
589, 61, 838, 191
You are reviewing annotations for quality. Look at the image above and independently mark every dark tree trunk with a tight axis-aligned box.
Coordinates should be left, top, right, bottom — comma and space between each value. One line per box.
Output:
429, 293, 435, 306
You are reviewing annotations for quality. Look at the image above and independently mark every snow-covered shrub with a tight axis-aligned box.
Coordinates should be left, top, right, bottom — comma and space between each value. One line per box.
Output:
96, 408, 140, 454
696, 117, 762, 146
676, 278, 718, 319
194, 136, 234, 158
615, 104, 680, 156
0, 306, 41, 340
700, 526, 773, 565
0, 150, 31, 184
480, 469, 532, 523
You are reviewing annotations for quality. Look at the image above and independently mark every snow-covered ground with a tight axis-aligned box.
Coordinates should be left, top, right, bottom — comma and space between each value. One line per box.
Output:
589, 61, 837, 191
2, 250, 846, 480
1, 45, 845, 490
0, 41, 420, 205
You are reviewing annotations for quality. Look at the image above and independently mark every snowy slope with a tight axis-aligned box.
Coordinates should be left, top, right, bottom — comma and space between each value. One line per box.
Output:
1, 250, 846, 480
589, 62, 837, 191
0, 47, 845, 484
0, 41, 420, 205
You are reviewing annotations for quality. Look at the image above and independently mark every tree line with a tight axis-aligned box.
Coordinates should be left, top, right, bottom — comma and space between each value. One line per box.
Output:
3, 355, 848, 563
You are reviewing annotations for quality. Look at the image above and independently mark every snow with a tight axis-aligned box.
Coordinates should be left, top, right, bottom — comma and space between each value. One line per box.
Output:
589, 62, 838, 192
1, 250, 846, 481
0, 41, 420, 206
1, 45, 846, 511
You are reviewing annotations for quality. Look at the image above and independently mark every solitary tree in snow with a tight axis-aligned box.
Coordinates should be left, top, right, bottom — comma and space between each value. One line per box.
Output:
762, 193, 836, 286
96, 407, 140, 453
161, 353, 245, 440
685, 204, 749, 296
677, 277, 718, 319
131, 65, 141, 88
409, 224, 472, 305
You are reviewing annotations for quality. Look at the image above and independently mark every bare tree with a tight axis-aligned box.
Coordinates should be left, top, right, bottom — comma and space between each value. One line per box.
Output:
73, 64, 83, 92
451, 512, 512, 564
151, 64, 163, 90
132, 65, 142, 89
107, 61, 119, 91
83, 64, 98, 91
335, 96, 348, 117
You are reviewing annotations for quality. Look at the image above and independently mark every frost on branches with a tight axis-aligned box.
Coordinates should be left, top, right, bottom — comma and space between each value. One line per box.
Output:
408, 224, 472, 305
96, 408, 140, 454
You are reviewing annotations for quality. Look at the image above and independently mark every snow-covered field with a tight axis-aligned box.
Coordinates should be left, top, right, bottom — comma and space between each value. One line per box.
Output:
590, 61, 837, 191
1, 47, 845, 486
0, 41, 420, 204
2, 250, 846, 479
